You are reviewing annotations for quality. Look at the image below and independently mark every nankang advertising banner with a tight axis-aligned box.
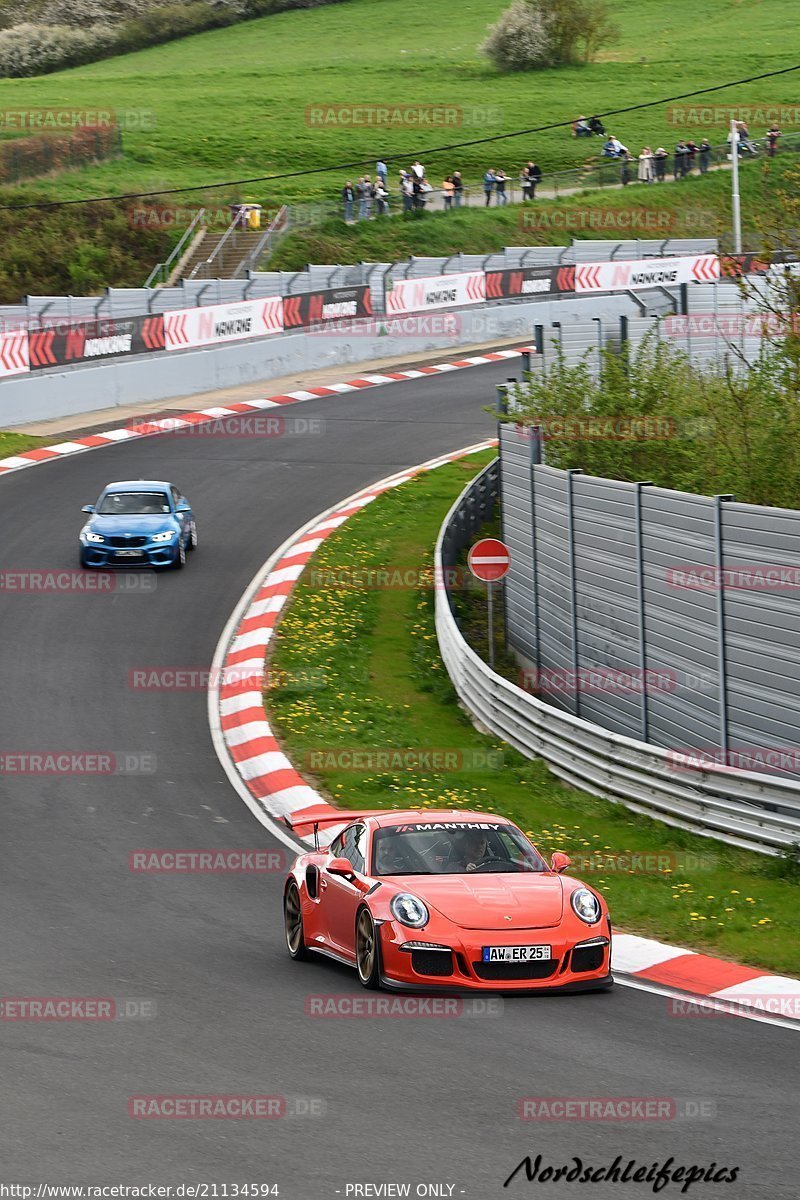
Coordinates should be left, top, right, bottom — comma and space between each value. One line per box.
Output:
574, 254, 721, 293
27, 314, 165, 369
485, 266, 563, 299
282, 285, 371, 329
164, 297, 284, 350
386, 271, 485, 315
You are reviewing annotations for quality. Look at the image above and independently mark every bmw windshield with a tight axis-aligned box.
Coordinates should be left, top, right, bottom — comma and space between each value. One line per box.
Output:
372, 822, 548, 876
97, 492, 171, 515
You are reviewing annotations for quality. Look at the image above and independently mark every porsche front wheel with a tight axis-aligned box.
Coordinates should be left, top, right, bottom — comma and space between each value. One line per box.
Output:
355, 907, 381, 990
284, 882, 310, 960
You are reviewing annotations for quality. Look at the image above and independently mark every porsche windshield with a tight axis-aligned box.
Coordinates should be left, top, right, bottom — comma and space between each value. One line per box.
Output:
372, 823, 548, 876
97, 492, 171, 516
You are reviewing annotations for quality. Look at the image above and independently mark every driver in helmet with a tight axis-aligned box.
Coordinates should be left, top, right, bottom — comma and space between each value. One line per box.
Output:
459, 830, 490, 872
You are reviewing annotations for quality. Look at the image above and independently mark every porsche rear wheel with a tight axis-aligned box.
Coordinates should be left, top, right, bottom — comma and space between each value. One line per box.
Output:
284, 882, 309, 960
355, 907, 381, 990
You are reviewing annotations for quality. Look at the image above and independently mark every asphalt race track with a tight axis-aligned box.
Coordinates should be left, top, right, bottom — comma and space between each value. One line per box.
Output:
0, 361, 795, 1199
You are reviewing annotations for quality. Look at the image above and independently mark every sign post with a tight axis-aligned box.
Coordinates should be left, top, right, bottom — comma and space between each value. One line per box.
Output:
468, 538, 511, 670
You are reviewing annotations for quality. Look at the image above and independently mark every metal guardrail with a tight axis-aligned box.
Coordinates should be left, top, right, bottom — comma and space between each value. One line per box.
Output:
436, 462, 800, 856
144, 207, 207, 288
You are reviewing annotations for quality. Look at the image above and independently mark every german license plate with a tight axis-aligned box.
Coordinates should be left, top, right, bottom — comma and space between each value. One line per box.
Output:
482, 945, 551, 963
115, 549, 141, 557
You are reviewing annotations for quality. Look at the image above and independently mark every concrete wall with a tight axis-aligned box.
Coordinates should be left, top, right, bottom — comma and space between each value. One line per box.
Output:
0, 292, 666, 428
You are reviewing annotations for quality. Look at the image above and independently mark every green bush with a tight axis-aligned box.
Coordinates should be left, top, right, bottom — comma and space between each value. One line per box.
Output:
482, 0, 619, 72
509, 320, 800, 508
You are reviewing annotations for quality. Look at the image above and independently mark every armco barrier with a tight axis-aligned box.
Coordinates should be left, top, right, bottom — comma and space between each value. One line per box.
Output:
0, 239, 727, 386
436, 463, 800, 856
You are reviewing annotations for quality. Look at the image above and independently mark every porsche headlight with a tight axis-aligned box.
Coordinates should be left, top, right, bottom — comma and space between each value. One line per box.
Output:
390, 893, 429, 928
151, 530, 177, 543
571, 887, 601, 924
83, 530, 105, 543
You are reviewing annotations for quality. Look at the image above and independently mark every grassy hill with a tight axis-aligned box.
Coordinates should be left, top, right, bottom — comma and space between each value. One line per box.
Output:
0, 0, 796, 297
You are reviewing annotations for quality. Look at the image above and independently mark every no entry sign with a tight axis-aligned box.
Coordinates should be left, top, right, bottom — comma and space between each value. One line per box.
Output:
468, 538, 511, 583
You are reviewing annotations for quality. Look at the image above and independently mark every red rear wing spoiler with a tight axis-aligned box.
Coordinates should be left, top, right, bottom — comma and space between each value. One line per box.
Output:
282, 807, 392, 841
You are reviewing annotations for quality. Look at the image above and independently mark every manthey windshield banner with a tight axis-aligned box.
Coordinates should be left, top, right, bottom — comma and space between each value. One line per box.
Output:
574, 254, 721, 293
386, 271, 485, 314
164, 297, 284, 350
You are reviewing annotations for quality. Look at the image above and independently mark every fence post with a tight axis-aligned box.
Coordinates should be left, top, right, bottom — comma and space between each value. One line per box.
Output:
634, 481, 653, 741
566, 468, 584, 717
529, 426, 543, 675
714, 494, 734, 760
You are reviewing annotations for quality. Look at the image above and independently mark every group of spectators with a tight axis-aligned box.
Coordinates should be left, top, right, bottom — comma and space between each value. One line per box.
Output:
340, 118, 787, 221
341, 158, 543, 220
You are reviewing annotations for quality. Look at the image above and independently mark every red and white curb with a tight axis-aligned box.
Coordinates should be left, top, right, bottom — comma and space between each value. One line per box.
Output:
206, 445, 800, 1029
209, 440, 495, 838
0, 346, 529, 477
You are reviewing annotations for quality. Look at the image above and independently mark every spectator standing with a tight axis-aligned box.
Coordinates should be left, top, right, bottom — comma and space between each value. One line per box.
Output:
376, 159, 388, 187
685, 139, 699, 173
483, 168, 496, 206
767, 124, 782, 156
341, 180, 356, 223
442, 175, 455, 211
698, 138, 712, 174
412, 174, 426, 209
637, 147, 654, 183
674, 140, 689, 178
527, 161, 542, 197
495, 168, 508, 205
356, 176, 372, 219
620, 153, 633, 186
411, 160, 425, 181
520, 165, 531, 201
653, 147, 667, 182
452, 170, 464, 207
374, 178, 389, 215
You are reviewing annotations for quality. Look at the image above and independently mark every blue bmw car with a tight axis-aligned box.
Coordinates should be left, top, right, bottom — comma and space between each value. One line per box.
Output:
79, 480, 198, 569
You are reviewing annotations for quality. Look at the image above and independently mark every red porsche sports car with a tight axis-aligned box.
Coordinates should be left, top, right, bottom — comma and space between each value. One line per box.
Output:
282, 809, 612, 993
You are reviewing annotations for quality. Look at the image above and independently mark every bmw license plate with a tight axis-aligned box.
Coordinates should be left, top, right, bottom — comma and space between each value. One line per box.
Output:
482, 945, 551, 963
115, 549, 141, 557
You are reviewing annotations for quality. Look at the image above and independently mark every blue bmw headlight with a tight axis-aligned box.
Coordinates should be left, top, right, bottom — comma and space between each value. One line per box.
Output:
151, 530, 177, 543
83, 529, 105, 544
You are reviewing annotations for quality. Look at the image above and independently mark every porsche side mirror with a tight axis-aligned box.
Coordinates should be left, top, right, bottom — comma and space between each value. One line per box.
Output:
327, 857, 355, 878
551, 852, 572, 874
81, 504, 95, 514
